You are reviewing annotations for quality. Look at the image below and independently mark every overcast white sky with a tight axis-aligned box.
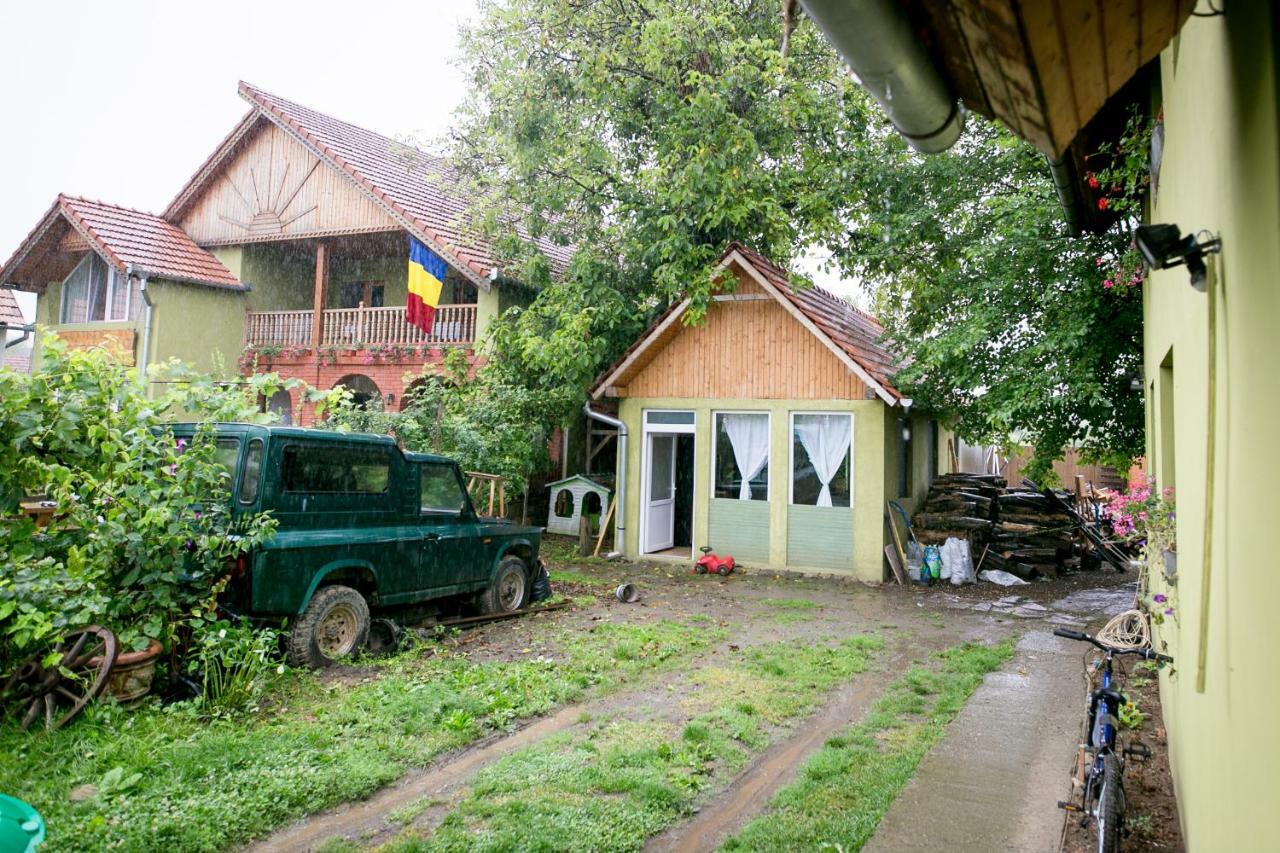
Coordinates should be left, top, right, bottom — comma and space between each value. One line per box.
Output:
0, 0, 859, 323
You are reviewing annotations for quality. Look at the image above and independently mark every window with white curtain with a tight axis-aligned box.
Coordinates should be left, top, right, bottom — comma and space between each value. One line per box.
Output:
59, 253, 134, 324
791, 413, 853, 507
713, 412, 769, 500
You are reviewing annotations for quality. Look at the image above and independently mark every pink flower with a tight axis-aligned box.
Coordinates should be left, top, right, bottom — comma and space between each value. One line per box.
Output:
1103, 280, 1115, 289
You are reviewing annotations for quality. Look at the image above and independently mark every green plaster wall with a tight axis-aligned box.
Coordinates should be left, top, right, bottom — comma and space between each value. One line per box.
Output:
145, 280, 246, 380
240, 243, 317, 313
616, 396, 891, 581
1141, 7, 1280, 849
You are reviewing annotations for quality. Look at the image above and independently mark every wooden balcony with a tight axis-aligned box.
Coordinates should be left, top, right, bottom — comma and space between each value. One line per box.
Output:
245, 304, 477, 348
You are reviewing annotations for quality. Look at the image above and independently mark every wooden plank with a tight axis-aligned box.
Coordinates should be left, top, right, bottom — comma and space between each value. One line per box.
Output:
311, 241, 327, 350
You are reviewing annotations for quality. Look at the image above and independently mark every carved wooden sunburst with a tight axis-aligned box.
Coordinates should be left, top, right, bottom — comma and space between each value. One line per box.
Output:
217, 159, 321, 237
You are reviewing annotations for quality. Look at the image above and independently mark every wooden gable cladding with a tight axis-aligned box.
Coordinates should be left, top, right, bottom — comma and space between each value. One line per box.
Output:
906, 0, 1193, 155
620, 279, 869, 402
178, 119, 399, 245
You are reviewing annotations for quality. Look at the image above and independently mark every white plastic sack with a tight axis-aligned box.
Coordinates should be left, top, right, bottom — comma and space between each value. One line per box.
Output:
941, 537, 976, 585
978, 569, 1030, 587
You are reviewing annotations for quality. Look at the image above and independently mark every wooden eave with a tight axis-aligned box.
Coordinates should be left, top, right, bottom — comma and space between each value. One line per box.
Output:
899, 0, 1195, 156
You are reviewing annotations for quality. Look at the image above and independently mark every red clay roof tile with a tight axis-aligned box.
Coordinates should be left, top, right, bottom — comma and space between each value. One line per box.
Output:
57, 196, 242, 288
235, 82, 574, 283
0, 288, 23, 325
0, 196, 241, 290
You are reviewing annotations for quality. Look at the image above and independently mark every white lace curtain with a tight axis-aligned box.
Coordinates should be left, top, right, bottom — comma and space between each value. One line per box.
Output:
722, 413, 769, 500
794, 414, 852, 507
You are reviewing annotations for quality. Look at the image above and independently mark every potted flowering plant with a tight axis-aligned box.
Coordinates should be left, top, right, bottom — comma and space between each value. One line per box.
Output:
1099, 476, 1177, 580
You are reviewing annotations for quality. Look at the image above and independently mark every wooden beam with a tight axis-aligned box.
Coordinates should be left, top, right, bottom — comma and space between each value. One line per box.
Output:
311, 241, 328, 350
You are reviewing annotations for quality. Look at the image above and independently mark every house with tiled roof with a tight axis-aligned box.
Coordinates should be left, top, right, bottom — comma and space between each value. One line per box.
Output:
0, 82, 570, 420
588, 243, 941, 581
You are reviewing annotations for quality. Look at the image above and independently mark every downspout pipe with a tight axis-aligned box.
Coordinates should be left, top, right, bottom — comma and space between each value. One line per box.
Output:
1047, 154, 1084, 236
584, 403, 628, 552
798, 0, 963, 153
127, 264, 153, 385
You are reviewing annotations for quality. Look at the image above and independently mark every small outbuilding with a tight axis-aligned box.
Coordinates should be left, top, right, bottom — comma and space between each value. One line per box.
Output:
589, 243, 947, 582
545, 475, 612, 536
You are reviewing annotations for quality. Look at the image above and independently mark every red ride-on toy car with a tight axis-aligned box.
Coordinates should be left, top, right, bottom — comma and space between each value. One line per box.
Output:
695, 546, 736, 576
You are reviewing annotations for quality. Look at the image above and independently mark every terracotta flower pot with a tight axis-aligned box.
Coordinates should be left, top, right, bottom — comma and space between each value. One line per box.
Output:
91, 639, 163, 706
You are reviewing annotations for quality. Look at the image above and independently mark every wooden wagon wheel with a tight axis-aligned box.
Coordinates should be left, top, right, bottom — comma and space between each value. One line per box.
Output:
3, 625, 118, 731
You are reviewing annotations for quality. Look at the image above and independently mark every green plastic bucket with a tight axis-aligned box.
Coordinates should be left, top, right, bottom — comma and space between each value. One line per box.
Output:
0, 794, 45, 852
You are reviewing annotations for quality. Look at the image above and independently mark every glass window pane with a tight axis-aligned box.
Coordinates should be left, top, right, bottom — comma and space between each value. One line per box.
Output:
238, 439, 263, 504
421, 462, 467, 513
646, 410, 694, 425
108, 270, 129, 320
650, 436, 674, 501
792, 414, 852, 507
714, 413, 768, 500
282, 445, 390, 494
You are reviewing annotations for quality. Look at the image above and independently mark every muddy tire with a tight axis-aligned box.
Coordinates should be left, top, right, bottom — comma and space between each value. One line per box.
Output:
287, 585, 370, 668
476, 556, 528, 615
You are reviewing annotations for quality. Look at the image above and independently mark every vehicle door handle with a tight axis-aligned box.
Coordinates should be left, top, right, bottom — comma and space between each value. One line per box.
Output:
422, 533, 441, 542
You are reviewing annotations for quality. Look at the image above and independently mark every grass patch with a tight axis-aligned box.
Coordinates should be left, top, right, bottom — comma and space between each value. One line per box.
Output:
722, 639, 1015, 851
0, 619, 722, 853
383, 634, 883, 851
758, 597, 820, 610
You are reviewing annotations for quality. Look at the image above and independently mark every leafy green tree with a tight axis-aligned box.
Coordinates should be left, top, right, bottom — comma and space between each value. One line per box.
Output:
451, 0, 877, 419
448, 0, 1141, 483
829, 119, 1144, 480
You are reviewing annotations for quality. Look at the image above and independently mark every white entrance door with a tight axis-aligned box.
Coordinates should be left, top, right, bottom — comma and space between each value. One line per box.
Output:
644, 433, 677, 552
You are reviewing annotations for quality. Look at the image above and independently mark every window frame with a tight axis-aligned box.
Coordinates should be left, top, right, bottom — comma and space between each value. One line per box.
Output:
59, 253, 132, 324
711, 410, 771, 502
788, 411, 855, 507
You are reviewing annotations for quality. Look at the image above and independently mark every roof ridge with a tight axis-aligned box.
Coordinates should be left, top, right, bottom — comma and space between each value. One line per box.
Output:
60, 195, 173, 220
238, 81, 446, 169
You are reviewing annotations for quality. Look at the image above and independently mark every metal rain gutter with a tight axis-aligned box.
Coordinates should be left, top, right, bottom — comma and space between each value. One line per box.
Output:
583, 403, 628, 551
1047, 154, 1084, 236
799, 0, 963, 153
127, 265, 153, 383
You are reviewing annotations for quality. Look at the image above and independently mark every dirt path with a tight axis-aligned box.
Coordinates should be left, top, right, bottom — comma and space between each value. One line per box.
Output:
242, 553, 1134, 852
646, 646, 921, 853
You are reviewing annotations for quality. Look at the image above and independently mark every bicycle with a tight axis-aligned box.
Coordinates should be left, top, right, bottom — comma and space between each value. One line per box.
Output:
1053, 627, 1173, 853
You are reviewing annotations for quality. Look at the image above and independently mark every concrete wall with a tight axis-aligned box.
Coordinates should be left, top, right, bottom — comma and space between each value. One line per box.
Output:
615, 396, 891, 581
1143, 6, 1280, 849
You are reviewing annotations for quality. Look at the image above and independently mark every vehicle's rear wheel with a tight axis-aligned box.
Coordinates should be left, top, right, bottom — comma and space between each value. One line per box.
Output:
476, 556, 528, 615
287, 585, 370, 668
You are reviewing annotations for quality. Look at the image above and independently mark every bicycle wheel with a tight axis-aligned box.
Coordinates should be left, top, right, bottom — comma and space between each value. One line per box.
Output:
1095, 753, 1124, 853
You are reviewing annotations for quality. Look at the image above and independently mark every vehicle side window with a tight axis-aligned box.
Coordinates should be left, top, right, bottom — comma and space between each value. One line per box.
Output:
238, 439, 264, 504
421, 463, 467, 514
282, 445, 390, 494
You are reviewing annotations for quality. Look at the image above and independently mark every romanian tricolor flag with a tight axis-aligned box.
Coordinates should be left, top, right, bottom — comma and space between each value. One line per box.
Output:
407, 236, 446, 333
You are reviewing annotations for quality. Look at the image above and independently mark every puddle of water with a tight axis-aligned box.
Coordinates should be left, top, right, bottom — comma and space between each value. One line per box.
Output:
1050, 583, 1137, 616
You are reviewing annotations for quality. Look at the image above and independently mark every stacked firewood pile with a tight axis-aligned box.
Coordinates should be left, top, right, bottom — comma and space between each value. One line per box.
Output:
911, 473, 1102, 580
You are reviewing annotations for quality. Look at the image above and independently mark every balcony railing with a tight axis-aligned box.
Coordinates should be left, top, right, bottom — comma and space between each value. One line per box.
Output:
244, 304, 477, 348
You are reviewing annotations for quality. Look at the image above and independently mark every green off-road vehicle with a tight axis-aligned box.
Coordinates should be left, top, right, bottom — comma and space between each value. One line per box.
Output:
172, 424, 543, 667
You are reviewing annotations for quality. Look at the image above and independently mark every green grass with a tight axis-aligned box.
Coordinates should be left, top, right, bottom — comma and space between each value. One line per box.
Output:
381, 634, 883, 852
758, 597, 821, 610
721, 639, 1016, 851
0, 619, 723, 853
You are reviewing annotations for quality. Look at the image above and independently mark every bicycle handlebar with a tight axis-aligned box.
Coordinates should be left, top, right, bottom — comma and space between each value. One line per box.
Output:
1052, 627, 1174, 663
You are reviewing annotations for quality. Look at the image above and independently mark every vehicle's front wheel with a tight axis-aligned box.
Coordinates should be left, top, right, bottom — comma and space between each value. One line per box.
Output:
287, 584, 370, 668
476, 556, 528, 615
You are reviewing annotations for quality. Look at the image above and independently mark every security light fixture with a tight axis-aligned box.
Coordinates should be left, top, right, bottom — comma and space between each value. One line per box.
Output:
1134, 224, 1222, 292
